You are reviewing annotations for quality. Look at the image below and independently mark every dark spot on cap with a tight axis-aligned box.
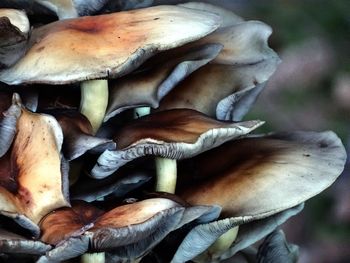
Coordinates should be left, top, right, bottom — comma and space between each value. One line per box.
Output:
36, 46, 45, 53
319, 141, 328, 148
303, 154, 310, 157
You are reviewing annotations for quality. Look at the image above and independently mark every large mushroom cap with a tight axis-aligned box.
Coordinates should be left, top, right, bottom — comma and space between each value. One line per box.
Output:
0, 5, 221, 85
179, 131, 346, 217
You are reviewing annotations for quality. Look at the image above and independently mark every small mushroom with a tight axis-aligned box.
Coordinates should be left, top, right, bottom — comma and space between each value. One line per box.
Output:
169, 131, 346, 262
37, 198, 217, 262
91, 109, 263, 181
0, 99, 69, 229
0, 8, 29, 69
105, 43, 223, 121
0, 5, 221, 133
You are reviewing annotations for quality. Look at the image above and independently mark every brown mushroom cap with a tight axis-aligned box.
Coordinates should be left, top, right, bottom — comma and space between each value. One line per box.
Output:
0, 106, 69, 225
157, 21, 280, 121
38, 198, 217, 262
91, 109, 263, 179
179, 131, 346, 218
0, 5, 221, 85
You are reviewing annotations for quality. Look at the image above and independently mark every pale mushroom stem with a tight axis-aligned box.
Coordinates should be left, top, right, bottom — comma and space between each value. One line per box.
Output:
81, 252, 105, 263
194, 227, 239, 262
133, 107, 178, 194
80, 79, 109, 135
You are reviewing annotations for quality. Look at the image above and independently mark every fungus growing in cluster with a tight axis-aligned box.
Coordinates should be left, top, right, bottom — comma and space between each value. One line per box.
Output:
0, 6, 221, 134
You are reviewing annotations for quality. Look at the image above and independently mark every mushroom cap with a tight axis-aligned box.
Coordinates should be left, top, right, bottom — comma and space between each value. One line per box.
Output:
0, 8, 29, 68
171, 204, 303, 263
0, 228, 51, 255
38, 198, 217, 262
0, 106, 69, 225
179, 131, 346, 218
91, 109, 263, 179
104, 43, 223, 121
0, 5, 221, 85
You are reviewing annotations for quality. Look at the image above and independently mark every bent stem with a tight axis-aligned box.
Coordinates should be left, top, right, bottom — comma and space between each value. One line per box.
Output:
194, 226, 239, 262
81, 252, 105, 263
79, 80, 108, 263
80, 79, 109, 135
133, 107, 178, 194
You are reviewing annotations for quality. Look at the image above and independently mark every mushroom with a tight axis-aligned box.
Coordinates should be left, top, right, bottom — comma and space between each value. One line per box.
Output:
105, 43, 223, 121
0, 96, 69, 234
156, 4, 280, 121
0, 8, 29, 69
0, 5, 221, 133
37, 198, 218, 262
91, 109, 263, 185
169, 131, 346, 262
188, 204, 303, 263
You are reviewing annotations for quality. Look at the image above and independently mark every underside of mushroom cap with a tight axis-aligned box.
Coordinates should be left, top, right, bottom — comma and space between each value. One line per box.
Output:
0, 5, 221, 85
104, 43, 223, 121
91, 109, 263, 179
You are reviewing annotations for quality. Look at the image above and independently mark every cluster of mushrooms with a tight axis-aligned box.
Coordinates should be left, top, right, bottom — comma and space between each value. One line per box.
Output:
0, 1, 347, 263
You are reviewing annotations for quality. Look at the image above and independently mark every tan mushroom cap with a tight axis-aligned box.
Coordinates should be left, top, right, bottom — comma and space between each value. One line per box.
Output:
0, 107, 69, 224
0, 5, 221, 85
39, 198, 184, 247
179, 131, 346, 218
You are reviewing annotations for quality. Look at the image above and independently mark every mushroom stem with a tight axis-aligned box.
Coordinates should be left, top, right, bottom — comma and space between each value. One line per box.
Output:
133, 106, 178, 194
194, 226, 239, 262
80, 79, 109, 134
134, 106, 151, 118
81, 252, 105, 263
155, 157, 177, 193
